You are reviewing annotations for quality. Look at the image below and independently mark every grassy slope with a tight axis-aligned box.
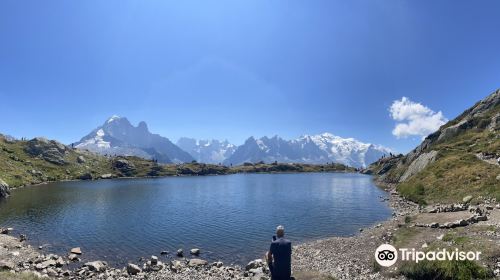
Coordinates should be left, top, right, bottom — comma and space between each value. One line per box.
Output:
368, 91, 499, 205
397, 103, 499, 204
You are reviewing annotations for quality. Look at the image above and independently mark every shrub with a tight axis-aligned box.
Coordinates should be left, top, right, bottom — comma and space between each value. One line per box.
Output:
399, 259, 493, 280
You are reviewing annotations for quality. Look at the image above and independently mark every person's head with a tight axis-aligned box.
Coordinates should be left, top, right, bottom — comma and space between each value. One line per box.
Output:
276, 225, 285, 238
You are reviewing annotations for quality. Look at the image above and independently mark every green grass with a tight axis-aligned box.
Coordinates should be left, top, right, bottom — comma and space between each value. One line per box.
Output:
399, 259, 493, 280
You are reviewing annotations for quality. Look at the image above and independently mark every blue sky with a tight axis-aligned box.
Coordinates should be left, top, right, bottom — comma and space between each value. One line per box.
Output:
1, 0, 499, 153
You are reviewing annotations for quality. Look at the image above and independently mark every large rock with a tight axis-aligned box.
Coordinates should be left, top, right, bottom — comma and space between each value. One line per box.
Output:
245, 259, 264, 271
0, 260, 15, 270
85, 260, 108, 272
77, 155, 86, 164
127, 263, 142, 275
25, 137, 67, 165
463, 195, 473, 204
70, 247, 82, 255
400, 151, 438, 182
188, 258, 208, 267
0, 179, 10, 198
113, 159, 136, 176
190, 248, 200, 256
100, 173, 113, 179
78, 173, 93, 180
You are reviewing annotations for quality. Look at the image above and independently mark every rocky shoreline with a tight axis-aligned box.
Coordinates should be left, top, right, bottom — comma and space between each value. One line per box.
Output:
1, 185, 499, 279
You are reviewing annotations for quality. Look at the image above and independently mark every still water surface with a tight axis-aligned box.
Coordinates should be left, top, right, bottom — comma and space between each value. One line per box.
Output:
0, 173, 391, 266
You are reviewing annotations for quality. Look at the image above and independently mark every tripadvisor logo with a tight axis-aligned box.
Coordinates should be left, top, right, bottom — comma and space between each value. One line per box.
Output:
375, 244, 482, 267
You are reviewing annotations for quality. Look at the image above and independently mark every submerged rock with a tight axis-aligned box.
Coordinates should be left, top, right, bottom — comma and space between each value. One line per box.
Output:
190, 248, 200, 256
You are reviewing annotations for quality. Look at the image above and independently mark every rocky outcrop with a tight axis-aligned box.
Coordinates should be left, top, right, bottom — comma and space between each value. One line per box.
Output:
0, 179, 10, 198
24, 137, 68, 165
113, 158, 136, 176
399, 150, 438, 182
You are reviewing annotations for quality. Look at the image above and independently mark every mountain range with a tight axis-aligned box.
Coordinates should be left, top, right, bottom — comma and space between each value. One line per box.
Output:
223, 133, 391, 168
176, 138, 236, 164
74, 116, 391, 168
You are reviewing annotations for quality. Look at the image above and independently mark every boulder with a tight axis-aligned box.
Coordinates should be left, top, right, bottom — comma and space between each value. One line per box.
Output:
176, 249, 183, 257
169, 260, 183, 273
0, 179, 10, 198
476, 215, 488, 221
151, 255, 158, 265
188, 258, 208, 267
46, 267, 58, 277
70, 247, 82, 255
113, 159, 136, 176
79, 173, 93, 180
68, 254, 79, 261
100, 174, 113, 179
76, 155, 86, 164
19, 234, 27, 242
190, 248, 200, 256
0, 260, 15, 270
127, 263, 142, 275
25, 137, 67, 165
463, 195, 473, 204
246, 259, 264, 271
85, 260, 107, 272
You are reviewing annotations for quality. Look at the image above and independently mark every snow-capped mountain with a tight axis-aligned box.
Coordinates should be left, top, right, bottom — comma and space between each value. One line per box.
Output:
224, 133, 392, 168
176, 138, 236, 164
74, 116, 194, 163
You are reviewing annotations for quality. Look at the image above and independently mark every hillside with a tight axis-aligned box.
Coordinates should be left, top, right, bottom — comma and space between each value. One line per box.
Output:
0, 135, 355, 196
366, 89, 500, 204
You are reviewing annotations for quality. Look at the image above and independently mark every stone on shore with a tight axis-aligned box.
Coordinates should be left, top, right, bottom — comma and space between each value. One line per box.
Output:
85, 260, 108, 272
245, 259, 264, 271
127, 263, 142, 275
0, 260, 15, 270
100, 173, 113, 179
188, 258, 208, 267
68, 254, 79, 261
176, 249, 183, 257
151, 255, 158, 265
71, 247, 82, 255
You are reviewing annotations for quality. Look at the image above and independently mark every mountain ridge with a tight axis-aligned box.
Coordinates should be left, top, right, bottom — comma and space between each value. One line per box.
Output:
224, 133, 391, 168
74, 116, 194, 163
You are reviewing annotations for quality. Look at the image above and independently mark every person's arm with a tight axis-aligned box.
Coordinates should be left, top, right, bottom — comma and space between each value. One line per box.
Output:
267, 242, 275, 263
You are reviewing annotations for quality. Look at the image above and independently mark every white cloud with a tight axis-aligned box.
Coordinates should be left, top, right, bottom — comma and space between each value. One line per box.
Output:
389, 97, 447, 139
